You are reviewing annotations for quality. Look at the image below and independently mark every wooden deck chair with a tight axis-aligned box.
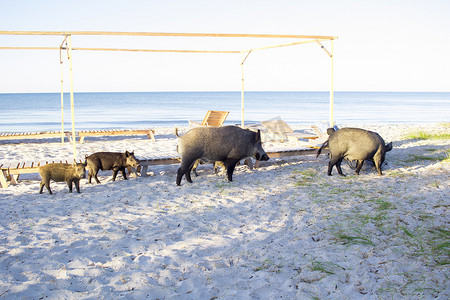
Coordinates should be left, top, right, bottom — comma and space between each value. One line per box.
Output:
0, 131, 73, 143
307, 122, 339, 148
260, 116, 318, 143
77, 129, 156, 143
189, 110, 229, 128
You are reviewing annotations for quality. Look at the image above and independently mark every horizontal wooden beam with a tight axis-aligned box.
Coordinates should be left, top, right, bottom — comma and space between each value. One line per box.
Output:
0, 30, 338, 40
0, 46, 240, 54
71, 47, 240, 54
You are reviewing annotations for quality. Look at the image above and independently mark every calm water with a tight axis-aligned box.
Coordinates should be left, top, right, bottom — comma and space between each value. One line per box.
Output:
0, 91, 449, 132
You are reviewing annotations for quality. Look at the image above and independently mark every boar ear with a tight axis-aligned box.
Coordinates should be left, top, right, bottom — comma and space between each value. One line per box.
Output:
385, 142, 393, 152
256, 129, 261, 142
125, 150, 130, 156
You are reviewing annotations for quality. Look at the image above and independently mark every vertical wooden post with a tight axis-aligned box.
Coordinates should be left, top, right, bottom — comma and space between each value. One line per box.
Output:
67, 35, 77, 158
59, 46, 64, 143
240, 51, 245, 128
330, 40, 334, 127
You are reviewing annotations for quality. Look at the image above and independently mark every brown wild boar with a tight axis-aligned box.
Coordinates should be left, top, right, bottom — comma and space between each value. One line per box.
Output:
85, 151, 140, 183
39, 162, 86, 194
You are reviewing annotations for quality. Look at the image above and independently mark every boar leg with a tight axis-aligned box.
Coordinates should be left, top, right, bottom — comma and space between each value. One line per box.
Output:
39, 181, 46, 194
177, 159, 196, 185
112, 167, 120, 181
374, 160, 383, 176
328, 157, 345, 176
74, 179, 81, 193
176, 168, 193, 185
176, 168, 184, 185
41, 180, 53, 194
355, 160, 365, 175
224, 159, 239, 181
185, 167, 193, 183
87, 167, 93, 183
191, 160, 200, 177
121, 168, 128, 180
67, 181, 73, 193
335, 159, 345, 176
89, 167, 101, 183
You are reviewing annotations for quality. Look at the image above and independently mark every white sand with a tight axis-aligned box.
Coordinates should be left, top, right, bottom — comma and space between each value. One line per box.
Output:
0, 123, 449, 299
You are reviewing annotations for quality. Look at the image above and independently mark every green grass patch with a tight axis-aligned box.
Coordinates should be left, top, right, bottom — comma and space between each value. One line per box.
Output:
399, 225, 450, 265
403, 131, 450, 140
293, 168, 318, 186
442, 150, 450, 163
404, 154, 448, 163
429, 227, 450, 265
376, 199, 396, 210
309, 259, 344, 275
335, 233, 375, 246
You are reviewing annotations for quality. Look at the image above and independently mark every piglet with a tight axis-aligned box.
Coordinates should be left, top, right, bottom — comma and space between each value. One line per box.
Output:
39, 162, 86, 194
86, 151, 140, 183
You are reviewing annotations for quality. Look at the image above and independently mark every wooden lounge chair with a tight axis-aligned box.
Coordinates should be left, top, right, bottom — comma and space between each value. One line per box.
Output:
77, 128, 156, 143
307, 122, 339, 149
260, 117, 318, 143
189, 110, 229, 128
0, 131, 73, 143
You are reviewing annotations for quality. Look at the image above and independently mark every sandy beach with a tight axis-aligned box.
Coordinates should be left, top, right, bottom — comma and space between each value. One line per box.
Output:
0, 123, 448, 299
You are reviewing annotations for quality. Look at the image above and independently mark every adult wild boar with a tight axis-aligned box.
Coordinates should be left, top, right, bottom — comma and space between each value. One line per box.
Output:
86, 151, 139, 183
316, 127, 392, 176
176, 126, 269, 185
39, 162, 86, 194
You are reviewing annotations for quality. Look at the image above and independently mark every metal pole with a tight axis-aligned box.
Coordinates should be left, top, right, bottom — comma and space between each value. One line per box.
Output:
330, 40, 334, 127
59, 47, 64, 143
67, 35, 77, 159
240, 52, 245, 128
240, 51, 252, 128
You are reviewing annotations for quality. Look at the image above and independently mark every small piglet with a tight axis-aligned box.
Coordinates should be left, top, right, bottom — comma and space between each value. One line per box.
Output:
176, 126, 269, 185
191, 159, 226, 177
86, 151, 140, 183
39, 162, 86, 194
317, 127, 392, 176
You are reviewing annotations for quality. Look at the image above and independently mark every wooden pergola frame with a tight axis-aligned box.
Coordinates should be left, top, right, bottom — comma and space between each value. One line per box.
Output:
0, 31, 337, 158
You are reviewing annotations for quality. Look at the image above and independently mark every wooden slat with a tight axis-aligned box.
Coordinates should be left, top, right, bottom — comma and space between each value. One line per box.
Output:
0, 31, 337, 40
78, 129, 156, 142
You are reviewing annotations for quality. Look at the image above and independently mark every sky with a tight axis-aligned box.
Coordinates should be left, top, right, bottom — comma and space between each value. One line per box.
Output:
0, 0, 449, 92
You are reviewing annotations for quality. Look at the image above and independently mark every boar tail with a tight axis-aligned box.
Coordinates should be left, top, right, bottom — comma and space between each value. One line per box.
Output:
316, 140, 328, 158
174, 127, 180, 137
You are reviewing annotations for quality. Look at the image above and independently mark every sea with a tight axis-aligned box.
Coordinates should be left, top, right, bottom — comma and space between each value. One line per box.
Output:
0, 91, 449, 132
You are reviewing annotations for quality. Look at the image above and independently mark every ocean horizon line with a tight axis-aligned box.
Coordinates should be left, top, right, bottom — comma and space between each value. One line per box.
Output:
1, 90, 449, 95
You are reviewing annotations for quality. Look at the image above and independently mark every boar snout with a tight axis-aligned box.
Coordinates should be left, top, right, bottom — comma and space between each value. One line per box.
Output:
256, 153, 270, 161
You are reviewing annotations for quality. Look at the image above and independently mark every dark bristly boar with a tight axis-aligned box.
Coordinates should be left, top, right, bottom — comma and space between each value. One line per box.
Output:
39, 162, 86, 194
86, 151, 140, 183
176, 126, 269, 185
316, 127, 392, 176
